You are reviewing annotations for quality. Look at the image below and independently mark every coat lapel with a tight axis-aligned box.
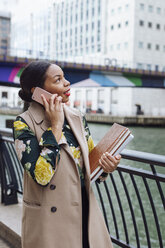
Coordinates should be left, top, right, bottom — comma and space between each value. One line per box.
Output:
64, 105, 90, 178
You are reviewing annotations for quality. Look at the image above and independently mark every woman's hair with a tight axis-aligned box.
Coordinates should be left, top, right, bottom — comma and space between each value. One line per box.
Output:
19, 61, 51, 102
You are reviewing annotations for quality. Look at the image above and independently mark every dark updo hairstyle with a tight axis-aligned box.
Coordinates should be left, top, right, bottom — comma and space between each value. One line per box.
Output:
19, 61, 51, 102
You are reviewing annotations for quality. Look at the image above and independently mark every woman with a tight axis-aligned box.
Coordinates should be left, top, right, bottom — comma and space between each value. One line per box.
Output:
13, 61, 121, 248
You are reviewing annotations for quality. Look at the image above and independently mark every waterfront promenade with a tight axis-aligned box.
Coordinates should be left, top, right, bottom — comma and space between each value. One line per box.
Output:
85, 113, 165, 126
0, 237, 12, 248
0, 192, 21, 248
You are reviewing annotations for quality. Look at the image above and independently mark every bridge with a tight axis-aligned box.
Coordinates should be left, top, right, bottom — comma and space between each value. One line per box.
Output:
0, 55, 165, 88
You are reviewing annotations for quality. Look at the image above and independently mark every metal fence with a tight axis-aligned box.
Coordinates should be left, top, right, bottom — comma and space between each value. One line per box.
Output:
0, 128, 165, 248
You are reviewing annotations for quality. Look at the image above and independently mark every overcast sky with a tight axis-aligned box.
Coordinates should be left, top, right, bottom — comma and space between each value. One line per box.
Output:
0, 0, 56, 14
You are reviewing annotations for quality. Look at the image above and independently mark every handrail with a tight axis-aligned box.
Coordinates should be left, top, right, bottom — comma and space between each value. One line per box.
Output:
0, 128, 164, 247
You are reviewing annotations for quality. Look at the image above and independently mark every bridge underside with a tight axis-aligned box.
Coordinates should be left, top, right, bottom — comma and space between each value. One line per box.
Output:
0, 56, 165, 88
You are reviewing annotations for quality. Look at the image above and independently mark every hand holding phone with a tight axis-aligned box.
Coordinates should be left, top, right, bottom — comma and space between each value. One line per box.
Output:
32, 87, 64, 142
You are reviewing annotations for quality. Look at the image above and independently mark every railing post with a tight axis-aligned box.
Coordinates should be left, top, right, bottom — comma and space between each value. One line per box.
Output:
0, 135, 18, 205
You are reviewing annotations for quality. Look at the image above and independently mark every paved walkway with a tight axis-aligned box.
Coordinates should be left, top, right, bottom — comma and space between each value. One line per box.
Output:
0, 238, 12, 248
0, 193, 22, 248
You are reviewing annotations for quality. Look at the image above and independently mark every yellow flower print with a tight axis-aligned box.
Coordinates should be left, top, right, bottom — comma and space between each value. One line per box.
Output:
14, 121, 28, 131
34, 156, 54, 186
70, 146, 81, 159
39, 138, 44, 146
88, 136, 94, 153
61, 132, 64, 139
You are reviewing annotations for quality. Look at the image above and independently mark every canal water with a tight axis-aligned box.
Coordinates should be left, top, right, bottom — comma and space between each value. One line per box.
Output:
0, 114, 165, 247
89, 123, 165, 248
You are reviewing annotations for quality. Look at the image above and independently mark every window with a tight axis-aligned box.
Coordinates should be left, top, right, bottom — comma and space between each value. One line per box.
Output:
111, 25, 114, 30
110, 45, 114, 51
156, 24, 160, 30
97, 44, 101, 52
118, 7, 122, 13
148, 22, 152, 28
138, 41, 143, 48
148, 5, 153, 13
86, 37, 88, 45
140, 3, 144, 10
118, 23, 121, 28
147, 43, 151, 49
2, 92, 8, 98
137, 63, 143, 69
92, 8, 94, 16
98, 89, 104, 105
98, 20, 100, 29
124, 42, 128, 49
163, 45, 165, 52
125, 21, 129, 26
111, 9, 114, 15
117, 43, 120, 50
86, 24, 88, 31
156, 44, 160, 50
80, 36, 82, 45
91, 36, 94, 43
75, 90, 81, 101
147, 64, 151, 70
139, 20, 144, 26
155, 65, 159, 71
98, 3, 101, 15
1, 39, 7, 44
86, 90, 92, 103
157, 7, 161, 14
92, 22, 94, 29
125, 4, 129, 11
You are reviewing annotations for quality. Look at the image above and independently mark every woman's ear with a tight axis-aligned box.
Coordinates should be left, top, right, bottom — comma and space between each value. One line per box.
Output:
31, 87, 35, 94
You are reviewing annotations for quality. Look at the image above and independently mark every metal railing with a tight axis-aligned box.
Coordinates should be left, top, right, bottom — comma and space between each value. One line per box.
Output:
0, 128, 23, 205
0, 128, 165, 247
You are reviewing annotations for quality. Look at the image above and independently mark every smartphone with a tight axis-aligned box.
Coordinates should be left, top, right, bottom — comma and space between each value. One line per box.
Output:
32, 87, 52, 105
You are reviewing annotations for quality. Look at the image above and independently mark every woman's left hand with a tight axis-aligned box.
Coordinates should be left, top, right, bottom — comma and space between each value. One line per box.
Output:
99, 152, 121, 173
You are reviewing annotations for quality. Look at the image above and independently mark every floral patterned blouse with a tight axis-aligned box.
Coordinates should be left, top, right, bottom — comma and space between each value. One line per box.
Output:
13, 114, 107, 187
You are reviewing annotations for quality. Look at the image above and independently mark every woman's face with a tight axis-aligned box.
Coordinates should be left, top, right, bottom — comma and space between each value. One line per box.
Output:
43, 64, 70, 103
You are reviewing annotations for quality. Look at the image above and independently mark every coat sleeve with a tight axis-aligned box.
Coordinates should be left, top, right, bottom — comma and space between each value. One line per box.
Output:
81, 114, 108, 183
13, 116, 60, 186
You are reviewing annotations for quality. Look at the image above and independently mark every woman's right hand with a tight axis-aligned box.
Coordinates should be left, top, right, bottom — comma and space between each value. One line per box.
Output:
41, 94, 64, 141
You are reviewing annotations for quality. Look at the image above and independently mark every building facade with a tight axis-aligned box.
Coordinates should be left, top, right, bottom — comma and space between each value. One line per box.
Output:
69, 87, 165, 116
107, 0, 165, 71
0, 11, 11, 55
10, 0, 165, 72
0, 86, 22, 108
50, 0, 106, 64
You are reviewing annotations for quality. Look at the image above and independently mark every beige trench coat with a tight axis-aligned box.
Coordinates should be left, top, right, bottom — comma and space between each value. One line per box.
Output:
19, 102, 113, 248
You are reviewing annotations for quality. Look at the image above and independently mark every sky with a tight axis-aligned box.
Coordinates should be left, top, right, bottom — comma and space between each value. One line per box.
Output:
0, 0, 55, 13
